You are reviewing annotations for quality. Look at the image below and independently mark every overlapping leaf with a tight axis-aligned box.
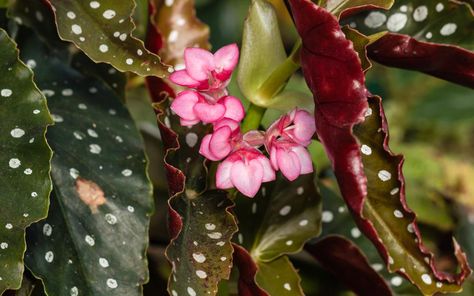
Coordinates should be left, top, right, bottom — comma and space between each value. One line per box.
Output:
15, 26, 153, 295
145, 4, 237, 293
288, 0, 471, 294
45, 0, 169, 77
321, 0, 394, 19
0, 28, 52, 294
306, 235, 392, 296
232, 173, 322, 295
343, 0, 474, 88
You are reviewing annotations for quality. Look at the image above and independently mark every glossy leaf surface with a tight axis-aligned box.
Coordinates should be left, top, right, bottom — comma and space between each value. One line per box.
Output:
344, 0, 474, 88
289, 0, 471, 294
306, 235, 392, 296
18, 29, 153, 295
321, 0, 394, 18
0, 28, 52, 294
46, 0, 169, 77
233, 173, 321, 295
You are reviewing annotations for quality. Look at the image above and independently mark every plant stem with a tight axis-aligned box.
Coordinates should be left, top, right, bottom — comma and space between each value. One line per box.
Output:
241, 40, 303, 133
241, 103, 267, 133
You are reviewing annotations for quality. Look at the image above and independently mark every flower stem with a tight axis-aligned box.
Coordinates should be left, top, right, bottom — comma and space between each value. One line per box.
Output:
241, 40, 303, 132
241, 103, 266, 133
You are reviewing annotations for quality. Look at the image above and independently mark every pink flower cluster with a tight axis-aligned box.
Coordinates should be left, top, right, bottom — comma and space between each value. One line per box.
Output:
170, 45, 315, 197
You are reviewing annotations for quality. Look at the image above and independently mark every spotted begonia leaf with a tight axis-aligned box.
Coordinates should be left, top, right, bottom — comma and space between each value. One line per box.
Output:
237, 0, 287, 107
255, 256, 304, 296
343, 0, 474, 88
320, 0, 394, 18
306, 235, 392, 296
232, 173, 321, 295
149, 0, 210, 68
288, 0, 471, 294
45, 0, 169, 77
15, 28, 153, 295
0, 28, 52, 294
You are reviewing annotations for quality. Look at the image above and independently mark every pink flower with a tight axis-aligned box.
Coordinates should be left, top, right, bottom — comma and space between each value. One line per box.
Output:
265, 109, 315, 181
216, 147, 275, 197
169, 44, 239, 92
170, 91, 244, 126
199, 119, 241, 161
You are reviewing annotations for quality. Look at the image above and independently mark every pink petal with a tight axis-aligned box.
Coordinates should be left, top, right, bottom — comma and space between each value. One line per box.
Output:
243, 130, 265, 147
292, 110, 316, 145
214, 118, 240, 132
209, 126, 233, 159
231, 160, 263, 198
170, 91, 199, 121
257, 156, 276, 182
199, 134, 221, 161
169, 70, 200, 88
214, 43, 239, 74
180, 118, 200, 127
216, 159, 234, 189
194, 102, 226, 123
270, 146, 279, 170
292, 146, 313, 174
221, 96, 245, 122
184, 47, 215, 81
277, 148, 301, 181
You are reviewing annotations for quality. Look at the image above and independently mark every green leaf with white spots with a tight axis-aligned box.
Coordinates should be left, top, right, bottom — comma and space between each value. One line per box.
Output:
233, 173, 321, 295
151, 94, 238, 295
0, 28, 52, 294
237, 0, 288, 107
16, 29, 153, 295
46, 0, 170, 77
345, 0, 474, 49
353, 97, 470, 294
166, 190, 237, 296
255, 256, 304, 296
235, 173, 322, 262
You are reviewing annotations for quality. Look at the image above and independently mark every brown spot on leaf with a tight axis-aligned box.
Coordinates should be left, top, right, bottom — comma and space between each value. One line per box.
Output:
75, 177, 106, 213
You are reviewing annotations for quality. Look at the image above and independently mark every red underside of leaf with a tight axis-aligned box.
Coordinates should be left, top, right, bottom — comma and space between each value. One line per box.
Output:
289, 0, 471, 290
232, 244, 269, 296
368, 34, 474, 89
145, 2, 183, 241
306, 236, 392, 296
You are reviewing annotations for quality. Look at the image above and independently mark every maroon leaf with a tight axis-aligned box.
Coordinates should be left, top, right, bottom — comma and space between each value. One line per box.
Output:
306, 235, 392, 296
288, 0, 472, 294
232, 244, 268, 296
367, 34, 474, 89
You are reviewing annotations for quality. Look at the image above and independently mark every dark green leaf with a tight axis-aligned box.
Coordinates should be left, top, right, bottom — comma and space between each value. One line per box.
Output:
17, 29, 153, 295
0, 28, 52, 293
255, 256, 304, 296
233, 173, 321, 294
47, 0, 169, 77
235, 173, 322, 261
346, 0, 474, 49
167, 190, 237, 296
